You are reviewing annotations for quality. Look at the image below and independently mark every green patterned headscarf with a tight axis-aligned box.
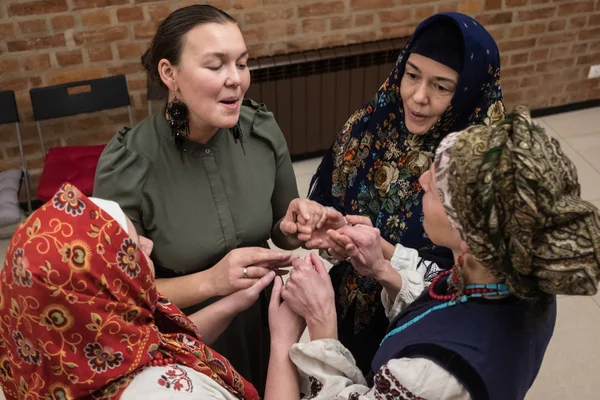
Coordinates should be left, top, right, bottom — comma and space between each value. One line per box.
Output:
434, 106, 600, 298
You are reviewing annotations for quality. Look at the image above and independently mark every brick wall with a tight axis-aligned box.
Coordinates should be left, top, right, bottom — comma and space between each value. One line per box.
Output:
1, 0, 600, 199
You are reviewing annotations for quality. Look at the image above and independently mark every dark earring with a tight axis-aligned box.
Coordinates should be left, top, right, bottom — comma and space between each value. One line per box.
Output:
231, 121, 246, 155
450, 254, 466, 298
166, 96, 189, 152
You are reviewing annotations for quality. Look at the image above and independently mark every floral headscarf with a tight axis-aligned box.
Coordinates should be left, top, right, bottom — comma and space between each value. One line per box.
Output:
434, 106, 600, 298
0, 184, 258, 399
308, 12, 504, 332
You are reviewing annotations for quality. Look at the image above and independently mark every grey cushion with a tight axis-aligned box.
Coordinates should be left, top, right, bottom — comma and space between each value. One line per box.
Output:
0, 169, 23, 229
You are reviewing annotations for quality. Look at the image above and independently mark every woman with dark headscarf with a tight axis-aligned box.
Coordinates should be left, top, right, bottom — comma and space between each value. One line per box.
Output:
267, 106, 600, 399
305, 12, 505, 373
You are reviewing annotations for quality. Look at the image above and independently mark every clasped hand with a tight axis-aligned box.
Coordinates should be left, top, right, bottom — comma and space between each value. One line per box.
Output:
269, 252, 337, 344
280, 198, 346, 250
280, 200, 389, 278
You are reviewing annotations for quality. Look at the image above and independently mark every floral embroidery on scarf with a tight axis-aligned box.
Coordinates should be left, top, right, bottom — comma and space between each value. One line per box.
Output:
484, 100, 504, 126
84, 343, 124, 373
47, 383, 74, 399
0, 358, 13, 381
12, 331, 41, 365
11, 249, 32, 287
117, 238, 141, 278
52, 183, 86, 216
39, 304, 75, 332
157, 365, 193, 392
59, 240, 92, 274
175, 333, 201, 349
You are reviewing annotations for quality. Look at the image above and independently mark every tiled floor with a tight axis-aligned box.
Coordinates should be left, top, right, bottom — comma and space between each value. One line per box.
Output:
1, 107, 599, 398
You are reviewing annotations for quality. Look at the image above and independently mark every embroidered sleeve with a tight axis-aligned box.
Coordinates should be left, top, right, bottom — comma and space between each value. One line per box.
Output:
379, 244, 425, 320
380, 269, 424, 321
370, 358, 471, 399
290, 339, 367, 399
290, 340, 470, 400
381, 244, 447, 320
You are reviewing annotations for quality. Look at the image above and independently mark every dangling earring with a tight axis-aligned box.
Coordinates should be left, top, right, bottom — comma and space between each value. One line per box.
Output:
449, 254, 466, 296
166, 96, 189, 152
231, 121, 246, 155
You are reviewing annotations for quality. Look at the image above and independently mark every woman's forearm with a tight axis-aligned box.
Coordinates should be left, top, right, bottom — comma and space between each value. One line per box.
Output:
265, 343, 300, 400
381, 237, 396, 260
187, 296, 238, 345
271, 218, 303, 250
306, 311, 338, 342
376, 261, 404, 301
155, 269, 217, 309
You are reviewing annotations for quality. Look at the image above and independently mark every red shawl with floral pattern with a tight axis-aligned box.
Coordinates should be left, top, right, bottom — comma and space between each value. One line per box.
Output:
0, 183, 258, 399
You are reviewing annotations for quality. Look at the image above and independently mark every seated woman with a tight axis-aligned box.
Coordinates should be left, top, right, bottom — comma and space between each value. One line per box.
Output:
0, 184, 278, 399
305, 12, 505, 374
267, 107, 600, 399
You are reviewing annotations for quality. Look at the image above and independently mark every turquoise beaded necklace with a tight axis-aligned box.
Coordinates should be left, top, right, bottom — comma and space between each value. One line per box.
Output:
380, 270, 510, 347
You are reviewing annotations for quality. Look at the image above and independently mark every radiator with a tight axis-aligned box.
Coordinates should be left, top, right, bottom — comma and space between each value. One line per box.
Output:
247, 39, 406, 160
147, 38, 407, 160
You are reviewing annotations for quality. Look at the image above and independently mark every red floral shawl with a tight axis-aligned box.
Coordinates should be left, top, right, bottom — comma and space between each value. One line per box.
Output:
0, 183, 259, 400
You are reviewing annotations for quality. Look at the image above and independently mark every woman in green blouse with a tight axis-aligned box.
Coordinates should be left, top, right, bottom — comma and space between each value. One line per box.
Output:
94, 5, 321, 395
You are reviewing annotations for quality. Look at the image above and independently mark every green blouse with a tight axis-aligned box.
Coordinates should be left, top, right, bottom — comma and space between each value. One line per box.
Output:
94, 99, 299, 276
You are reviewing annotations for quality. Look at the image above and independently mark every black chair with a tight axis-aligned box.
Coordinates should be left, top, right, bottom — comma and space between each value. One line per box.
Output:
0, 90, 32, 213
29, 75, 134, 201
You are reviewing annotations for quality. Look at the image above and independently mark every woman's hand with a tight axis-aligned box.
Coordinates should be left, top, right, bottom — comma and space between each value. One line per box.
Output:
280, 198, 328, 239
302, 208, 348, 250
211, 247, 292, 297
190, 271, 277, 345
280, 198, 347, 250
282, 253, 337, 341
268, 276, 306, 348
229, 270, 278, 314
265, 278, 303, 400
326, 215, 390, 279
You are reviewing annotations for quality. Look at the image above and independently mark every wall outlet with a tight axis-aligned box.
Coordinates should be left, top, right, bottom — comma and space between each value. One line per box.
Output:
589, 65, 600, 79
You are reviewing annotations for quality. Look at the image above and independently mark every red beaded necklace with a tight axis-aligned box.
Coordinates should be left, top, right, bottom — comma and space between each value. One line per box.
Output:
429, 269, 508, 301
150, 351, 174, 367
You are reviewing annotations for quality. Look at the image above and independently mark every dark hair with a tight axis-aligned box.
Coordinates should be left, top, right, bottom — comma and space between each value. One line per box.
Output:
141, 5, 237, 88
